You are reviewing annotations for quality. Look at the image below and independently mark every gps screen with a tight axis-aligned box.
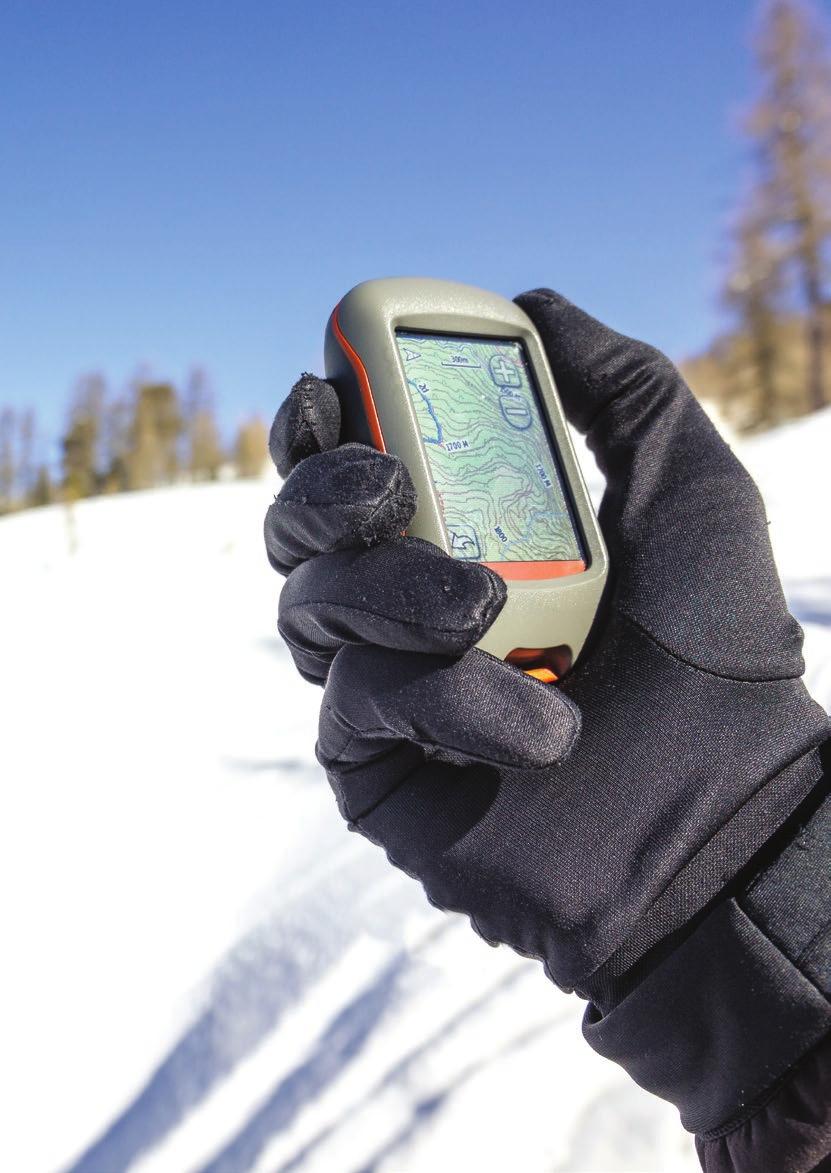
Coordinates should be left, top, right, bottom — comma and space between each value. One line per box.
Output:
395, 330, 584, 564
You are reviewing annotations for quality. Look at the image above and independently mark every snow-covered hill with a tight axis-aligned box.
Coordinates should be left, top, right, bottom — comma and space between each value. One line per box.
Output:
1, 411, 829, 1173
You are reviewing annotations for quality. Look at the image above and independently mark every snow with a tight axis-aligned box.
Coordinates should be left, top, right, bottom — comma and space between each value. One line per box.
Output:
1, 409, 829, 1173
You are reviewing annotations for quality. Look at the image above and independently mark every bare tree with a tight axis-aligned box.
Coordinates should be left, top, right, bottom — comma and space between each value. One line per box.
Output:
0, 408, 15, 514
102, 393, 132, 493
18, 409, 35, 504
722, 200, 784, 428
747, 0, 831, 413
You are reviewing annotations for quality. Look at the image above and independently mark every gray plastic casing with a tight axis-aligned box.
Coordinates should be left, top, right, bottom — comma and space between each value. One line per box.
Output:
324, 277, 608, 664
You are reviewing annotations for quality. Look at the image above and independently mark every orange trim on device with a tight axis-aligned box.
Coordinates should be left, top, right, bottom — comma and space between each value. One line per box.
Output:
507, 647, 549, 666
507, 645, 572, 683
484, 559, 586, 581
525, 667, 558, 684
331, 304, 386, 451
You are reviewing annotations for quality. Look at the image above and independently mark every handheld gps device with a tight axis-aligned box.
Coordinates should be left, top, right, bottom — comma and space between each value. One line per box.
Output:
324, 278, 608, 682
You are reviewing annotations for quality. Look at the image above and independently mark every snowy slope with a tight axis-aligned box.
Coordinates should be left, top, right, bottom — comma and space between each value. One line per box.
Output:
1, 410, 828, 1173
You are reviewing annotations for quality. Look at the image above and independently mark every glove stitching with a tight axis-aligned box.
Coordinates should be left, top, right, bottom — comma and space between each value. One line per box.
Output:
268, 501, 379, 569
581, 746, 829, 992
349, 820, 564, 980
320, 700, 555, 771
317, 705, 363, 774
279, 594, 502, 645
738, 899, 831, 1004
348, 765, 426, 824
319, 706, 416, 780
273, 497, 379, 517
617, 608, 803, 684
795, 917, 831, 974
354, 464, 411, 546
696, 1026, 831, 1142
277, 630, 333, 681
298, 384, 317, 449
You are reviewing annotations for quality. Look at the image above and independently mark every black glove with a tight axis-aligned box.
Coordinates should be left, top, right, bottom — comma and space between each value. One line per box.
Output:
264, 294, 830, 1157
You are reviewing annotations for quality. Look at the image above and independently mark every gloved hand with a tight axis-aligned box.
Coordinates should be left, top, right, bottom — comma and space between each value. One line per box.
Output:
264, 290, 829, 1003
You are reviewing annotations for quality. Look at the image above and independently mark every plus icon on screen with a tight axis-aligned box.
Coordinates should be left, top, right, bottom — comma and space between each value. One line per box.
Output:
488, 353, 521, 388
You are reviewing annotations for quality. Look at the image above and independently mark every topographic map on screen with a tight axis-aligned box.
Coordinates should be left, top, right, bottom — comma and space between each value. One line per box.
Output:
395, 330, 584, 563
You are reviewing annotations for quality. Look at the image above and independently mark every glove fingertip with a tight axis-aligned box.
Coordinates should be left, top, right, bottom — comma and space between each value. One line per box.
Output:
480, 561, 508, 605
546, 686, 582, 764
514, 288, 572, 317
468, 562, 508, 640
500, 658, 582, 767
269, 373, 341, 478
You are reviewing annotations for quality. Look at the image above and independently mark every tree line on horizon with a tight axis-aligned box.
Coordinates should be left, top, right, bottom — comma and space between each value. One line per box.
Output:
4, 0, 831, 522
685, 0, 831, 432
0, 368, 268, 517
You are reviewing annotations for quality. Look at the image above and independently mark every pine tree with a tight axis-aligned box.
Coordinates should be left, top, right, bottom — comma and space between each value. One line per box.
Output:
61, 376, 106, 500
29, 465, 53, 508
234, 417, 268, 478
183, 368, 223, 481
128, 381, 182, 489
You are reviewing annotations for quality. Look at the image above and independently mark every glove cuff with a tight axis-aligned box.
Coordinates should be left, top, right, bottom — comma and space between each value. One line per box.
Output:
583, 897, 830, 1134
694, 1032, 831, 1172
582, 780, 831, 1139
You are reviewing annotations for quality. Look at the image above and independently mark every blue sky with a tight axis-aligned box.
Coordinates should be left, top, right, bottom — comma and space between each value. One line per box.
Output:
3, 0, 827, 460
